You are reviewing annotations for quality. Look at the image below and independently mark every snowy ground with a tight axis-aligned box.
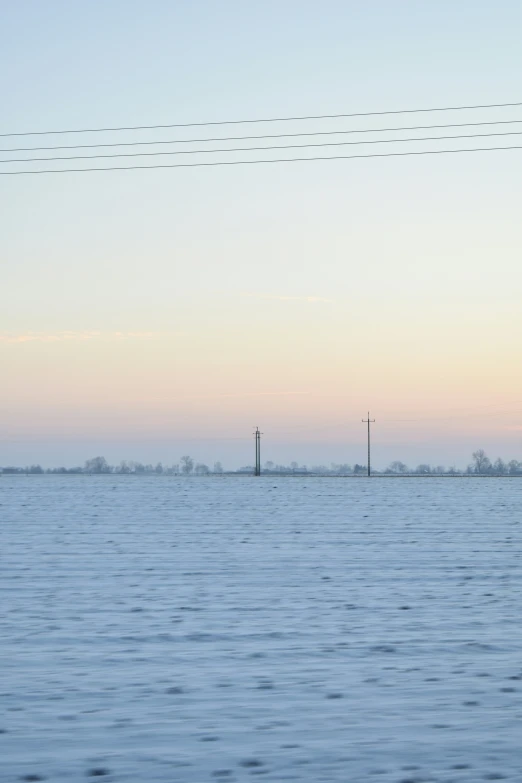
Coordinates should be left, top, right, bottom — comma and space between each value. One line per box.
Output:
1, 476, 521, 782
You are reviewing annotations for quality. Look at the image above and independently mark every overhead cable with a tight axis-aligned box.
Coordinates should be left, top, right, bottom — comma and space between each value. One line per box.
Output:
1, 101, 521, 138
1, 144, 520, 176
3, 118, 522, 154
2, 129, 521, 165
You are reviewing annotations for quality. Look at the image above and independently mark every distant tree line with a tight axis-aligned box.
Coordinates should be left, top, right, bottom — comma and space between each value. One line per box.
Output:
238, 452, 522, 475
366, 450, 522, 475
0, 456, 224, 475
1, 450, 521, 476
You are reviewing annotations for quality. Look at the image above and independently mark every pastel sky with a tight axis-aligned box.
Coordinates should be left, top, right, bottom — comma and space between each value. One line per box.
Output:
1, 0, 521, 469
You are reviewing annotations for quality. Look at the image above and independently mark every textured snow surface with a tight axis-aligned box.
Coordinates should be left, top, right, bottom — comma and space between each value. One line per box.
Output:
1, 476, 522, 782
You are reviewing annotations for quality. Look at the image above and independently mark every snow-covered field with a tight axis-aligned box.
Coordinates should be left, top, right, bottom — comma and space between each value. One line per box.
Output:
1, 476, 521, 782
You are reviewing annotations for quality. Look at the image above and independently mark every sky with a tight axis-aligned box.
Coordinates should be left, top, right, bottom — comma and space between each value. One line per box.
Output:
1, 0, 522, 470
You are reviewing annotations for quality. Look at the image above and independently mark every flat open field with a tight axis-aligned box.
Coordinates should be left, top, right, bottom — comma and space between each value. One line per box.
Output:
1, 476, 521, 782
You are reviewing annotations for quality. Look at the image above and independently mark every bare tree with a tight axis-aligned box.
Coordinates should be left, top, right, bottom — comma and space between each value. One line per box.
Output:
387, 461, 408, 474
493, 458, 507, 475
331, 463, 351, 474
472, 449, 491, 474
180, 456, 194, 475
213, 461, 224, 474
194, 463, 210, 475
84, 456, 111, 474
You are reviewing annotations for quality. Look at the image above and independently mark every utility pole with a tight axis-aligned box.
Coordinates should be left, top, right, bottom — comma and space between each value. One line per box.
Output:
254, 427, 262, 476
361, 412, 375, 476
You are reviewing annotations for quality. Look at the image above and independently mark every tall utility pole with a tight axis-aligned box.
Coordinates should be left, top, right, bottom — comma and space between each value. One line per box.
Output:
361, 412, 375, 476
254, 427, 261, 476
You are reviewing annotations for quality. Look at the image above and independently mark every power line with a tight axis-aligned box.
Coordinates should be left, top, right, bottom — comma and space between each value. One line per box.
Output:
1, 101, 521, 138
3, 118, 522, 154
1, 144, 520, 176
380, 411, 522, 422
3, 129, 521, 165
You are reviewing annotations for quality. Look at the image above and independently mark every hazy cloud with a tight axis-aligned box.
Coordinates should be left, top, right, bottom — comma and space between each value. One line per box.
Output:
144, 391, 312, 403
0, 331, 181, 344
193, 391, 311, 399
241, 293, 333, 303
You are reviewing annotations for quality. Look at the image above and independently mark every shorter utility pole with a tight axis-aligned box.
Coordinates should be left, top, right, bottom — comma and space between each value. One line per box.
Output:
362, 412, 375, 476
254, 427, 262, 476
